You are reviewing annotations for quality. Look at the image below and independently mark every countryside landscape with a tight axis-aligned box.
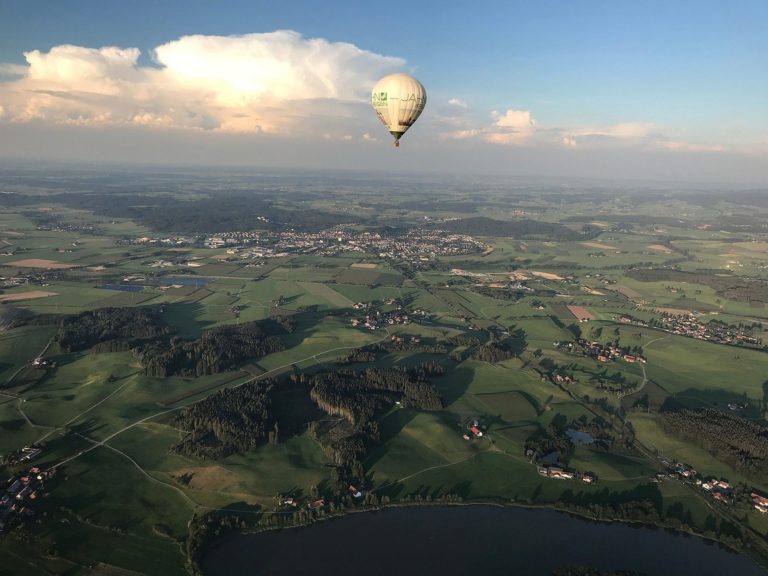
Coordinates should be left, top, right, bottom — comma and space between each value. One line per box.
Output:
1, 166, 768, 574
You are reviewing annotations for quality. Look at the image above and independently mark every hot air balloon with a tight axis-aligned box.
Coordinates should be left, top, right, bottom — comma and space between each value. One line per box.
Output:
371, 73, 426, 147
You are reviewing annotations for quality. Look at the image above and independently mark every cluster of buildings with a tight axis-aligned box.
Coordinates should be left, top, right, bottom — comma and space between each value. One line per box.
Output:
751, 493, 768, 513
0, 270, 63, 288
654, 313, 762, 349
553, 373, 578, 385
462, 419, 484, 441
658, 460, 737, 504
700, 478, 733, 502
36, 222, 97, 234
1, 465, 54, 532
127, 226, 487, 265
537, 465, 595, 484
281, 485, 362, 512
350, 303, 428, 331
0, 275, 28, 288
576, 340, 647, 364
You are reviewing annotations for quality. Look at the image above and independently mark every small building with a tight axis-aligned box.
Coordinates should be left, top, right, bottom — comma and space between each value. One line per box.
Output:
349, 486, 363, 499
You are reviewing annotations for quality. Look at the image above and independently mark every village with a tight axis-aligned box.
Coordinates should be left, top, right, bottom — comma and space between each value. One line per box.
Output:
0, 447, 52, 534
554, 339, 647, 365
350, 299, 429, 331
650, 313, 763, 350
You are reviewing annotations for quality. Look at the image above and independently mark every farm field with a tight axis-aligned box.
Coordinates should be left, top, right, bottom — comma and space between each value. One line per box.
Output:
1, 172, 768, 573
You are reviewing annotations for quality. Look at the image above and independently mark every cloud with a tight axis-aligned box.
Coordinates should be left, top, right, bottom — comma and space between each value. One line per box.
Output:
449, 108, 537, 146
561, 123, 726, 152
659, 140, 725, 153
446, 109, 725, 156
0, 63, 27, 78
0, 31, 404, 134
447, 98, 467, 108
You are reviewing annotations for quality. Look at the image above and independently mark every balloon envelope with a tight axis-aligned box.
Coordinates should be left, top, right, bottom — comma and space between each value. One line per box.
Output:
371, 73, 426, 145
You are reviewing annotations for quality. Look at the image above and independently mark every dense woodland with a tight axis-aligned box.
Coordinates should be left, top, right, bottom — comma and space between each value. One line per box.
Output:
171, 363, 444, 494
468, 285, 527, 301
55, 305, 294, 377
14, 191, 357, 233
660, 408, 768, 478
56, 305, 171, 352
136, 317, 293, 377
438, 217, 601, 241
172, 381, 275, 459
303, 364, 443, 491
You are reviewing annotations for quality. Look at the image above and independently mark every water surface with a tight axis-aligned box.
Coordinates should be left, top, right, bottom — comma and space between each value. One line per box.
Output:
201, 505, 767, 576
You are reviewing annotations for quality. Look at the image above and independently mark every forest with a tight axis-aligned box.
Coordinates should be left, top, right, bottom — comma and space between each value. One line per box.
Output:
16, 191, 358, 233
473, 329, 527, 363
438, 216, 601, 241
171, 381, 278, 460
660, 408, 768, 478
468, 285, 527, 301
56, 305, 171, 352
172, 380, 276, 459
169, 363, 444, 492
137, 316, 294, 377
303, 363, 444, 491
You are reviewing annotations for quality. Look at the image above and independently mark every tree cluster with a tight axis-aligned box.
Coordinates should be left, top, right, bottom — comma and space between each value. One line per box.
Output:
302, 363, 444, 491
172, 380, 276, 459
137, 317, 293, 377
660, 408, 768, 478
56, 305, 171, 352
438, 217, 599, 241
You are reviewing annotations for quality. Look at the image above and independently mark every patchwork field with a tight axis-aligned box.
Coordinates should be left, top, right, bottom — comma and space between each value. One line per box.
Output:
2, 173, 768, 572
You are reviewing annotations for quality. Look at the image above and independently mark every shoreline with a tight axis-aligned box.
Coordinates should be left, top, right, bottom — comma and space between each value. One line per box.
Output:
196, 499, 768, 574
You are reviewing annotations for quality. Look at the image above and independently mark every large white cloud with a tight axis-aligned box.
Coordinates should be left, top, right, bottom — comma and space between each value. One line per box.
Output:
448, 108, 537, 145
0, 31, 404, 134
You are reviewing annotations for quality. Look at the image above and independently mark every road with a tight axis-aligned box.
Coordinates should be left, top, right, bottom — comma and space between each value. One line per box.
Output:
5, 334, 54, 386
617, 334, 668, 400
46, 327, 391, 472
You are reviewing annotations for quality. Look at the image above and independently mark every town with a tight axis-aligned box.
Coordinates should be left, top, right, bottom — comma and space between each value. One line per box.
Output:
125, 225, 489, 267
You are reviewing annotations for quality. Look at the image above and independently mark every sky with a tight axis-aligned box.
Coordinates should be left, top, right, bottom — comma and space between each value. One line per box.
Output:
0, 0, 767, 184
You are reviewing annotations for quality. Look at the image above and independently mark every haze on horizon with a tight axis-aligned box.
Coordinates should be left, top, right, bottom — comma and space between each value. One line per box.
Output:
1, 0, 767, 185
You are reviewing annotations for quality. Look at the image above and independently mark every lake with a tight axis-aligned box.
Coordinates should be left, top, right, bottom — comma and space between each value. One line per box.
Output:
200, 505, 767, 576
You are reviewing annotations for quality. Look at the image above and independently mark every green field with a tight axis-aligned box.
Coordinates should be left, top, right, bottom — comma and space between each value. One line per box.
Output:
2, 175, 768, 573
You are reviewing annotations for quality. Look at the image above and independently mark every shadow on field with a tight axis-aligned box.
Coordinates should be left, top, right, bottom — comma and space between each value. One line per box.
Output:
559, 482, 663, 510
435, 366, 473, 407
164, 302, 211, 338
363, 408, 418, 470
70, 417, 108, 438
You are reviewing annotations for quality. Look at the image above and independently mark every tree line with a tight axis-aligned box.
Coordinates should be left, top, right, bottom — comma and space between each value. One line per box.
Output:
136, 316, 293, 377
56, 305, 171, 352
660, 408, 768, 478
172, 380, 276, 459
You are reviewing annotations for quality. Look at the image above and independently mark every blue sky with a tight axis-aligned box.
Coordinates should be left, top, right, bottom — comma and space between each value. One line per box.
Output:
1, 0, 767, 182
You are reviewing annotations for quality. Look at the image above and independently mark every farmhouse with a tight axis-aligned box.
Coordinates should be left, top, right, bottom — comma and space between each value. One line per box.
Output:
751, 493, 768, 513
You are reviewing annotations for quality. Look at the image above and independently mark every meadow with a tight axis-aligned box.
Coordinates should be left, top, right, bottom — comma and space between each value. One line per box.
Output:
2, 179, 768, 572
